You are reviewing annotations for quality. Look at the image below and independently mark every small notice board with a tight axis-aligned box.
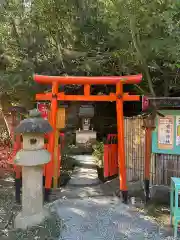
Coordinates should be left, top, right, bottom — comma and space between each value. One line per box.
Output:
56, 108, 65, 129
152, 110, 180, 155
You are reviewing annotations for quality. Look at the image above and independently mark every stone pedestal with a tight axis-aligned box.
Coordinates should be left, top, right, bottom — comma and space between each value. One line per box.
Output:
14, 165, 49, 229
22, 166, 43, 215
76, 130, 97, 146
14, 207, 49, 230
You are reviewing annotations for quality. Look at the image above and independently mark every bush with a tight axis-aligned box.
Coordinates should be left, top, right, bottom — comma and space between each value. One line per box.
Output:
92, 141, 104, 168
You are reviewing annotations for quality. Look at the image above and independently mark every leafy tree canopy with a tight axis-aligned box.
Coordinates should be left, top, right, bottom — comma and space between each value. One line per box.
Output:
0, 0, 180, 109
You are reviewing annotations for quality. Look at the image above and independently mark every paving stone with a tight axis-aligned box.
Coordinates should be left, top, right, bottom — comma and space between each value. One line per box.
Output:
70, 155, 97, 167
68, 167, 100, 186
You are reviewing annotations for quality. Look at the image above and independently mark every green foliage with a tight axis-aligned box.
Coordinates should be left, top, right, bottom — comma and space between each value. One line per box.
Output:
0, 0, 180, 107
92, 141, 104, 167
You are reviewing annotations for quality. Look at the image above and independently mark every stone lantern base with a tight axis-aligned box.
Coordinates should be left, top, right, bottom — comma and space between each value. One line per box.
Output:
14, 164, 50, 230
14, 208, 50, 229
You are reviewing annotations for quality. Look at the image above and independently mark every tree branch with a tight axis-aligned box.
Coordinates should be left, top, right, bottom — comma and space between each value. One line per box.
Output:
130, 16, 156, 97
129, 15, 165, 117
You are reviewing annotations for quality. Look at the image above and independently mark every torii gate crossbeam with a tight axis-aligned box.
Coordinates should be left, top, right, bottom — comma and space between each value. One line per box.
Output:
34, 74, 142, 203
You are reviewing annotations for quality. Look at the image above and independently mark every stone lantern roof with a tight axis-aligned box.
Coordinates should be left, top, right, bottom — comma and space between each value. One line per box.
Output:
15, 109, 52, 134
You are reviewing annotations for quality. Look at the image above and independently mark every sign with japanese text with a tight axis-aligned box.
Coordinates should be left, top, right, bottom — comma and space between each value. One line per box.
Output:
152, 110, 180, 155
157, 116, 174, 150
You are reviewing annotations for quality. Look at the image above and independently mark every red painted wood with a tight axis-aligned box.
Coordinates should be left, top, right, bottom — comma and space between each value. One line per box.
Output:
34, 73, 142, 194
104, 144, 109, 177
111, 144, 118, 176
34, 74, 142, 85
104, 134, 118, 178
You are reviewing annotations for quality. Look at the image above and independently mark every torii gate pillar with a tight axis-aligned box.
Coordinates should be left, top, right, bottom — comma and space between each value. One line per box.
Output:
34, 74, 142, 203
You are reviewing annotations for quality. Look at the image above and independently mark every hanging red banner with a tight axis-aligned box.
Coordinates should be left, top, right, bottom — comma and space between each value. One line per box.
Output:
142, 96, 149, 111
37, 102, 49, 119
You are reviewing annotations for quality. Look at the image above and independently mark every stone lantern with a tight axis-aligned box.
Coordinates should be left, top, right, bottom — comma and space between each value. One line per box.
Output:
14, 109, 52, 229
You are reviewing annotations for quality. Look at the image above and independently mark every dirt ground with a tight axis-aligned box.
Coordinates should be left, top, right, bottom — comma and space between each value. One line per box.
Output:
0, 169, 172, 239
102, 177, 171, 228
0, 170, 20, 239
134, 201, 170, 227
0, 170, 63, 240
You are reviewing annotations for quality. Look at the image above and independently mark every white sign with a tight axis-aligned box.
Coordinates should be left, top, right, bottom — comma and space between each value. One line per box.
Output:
158, 118, 173, 145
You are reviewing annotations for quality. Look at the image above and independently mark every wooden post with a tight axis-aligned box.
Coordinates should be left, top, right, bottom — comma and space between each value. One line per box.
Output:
144, 127, 152, 202
84, 84, 90, 96
53, 129, 59, 188
56, 107, 66, 183
45, 82, 58, 189
116, 82, 128, 203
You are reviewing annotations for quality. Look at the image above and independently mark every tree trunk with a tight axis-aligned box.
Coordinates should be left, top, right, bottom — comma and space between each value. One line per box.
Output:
0, 93, 13, 142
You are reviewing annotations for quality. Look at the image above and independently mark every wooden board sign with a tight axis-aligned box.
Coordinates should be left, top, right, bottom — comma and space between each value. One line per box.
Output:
156, 99, 180, 108
56, 108, 65, 129
142, 96, 180, 111
152, 110, 180, 155
157, 116, 174, 150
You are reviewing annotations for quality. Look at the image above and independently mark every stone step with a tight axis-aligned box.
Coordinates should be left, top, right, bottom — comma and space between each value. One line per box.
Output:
70, 155, 97, 168
50, 185, 113, 201
68, 167, 100, 186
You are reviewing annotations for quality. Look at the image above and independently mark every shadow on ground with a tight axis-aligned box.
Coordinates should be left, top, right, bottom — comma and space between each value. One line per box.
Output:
53, 196, 174, 240
0, 172, 63, 240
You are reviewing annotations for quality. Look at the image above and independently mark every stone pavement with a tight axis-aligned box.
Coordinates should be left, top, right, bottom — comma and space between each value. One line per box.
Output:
68, 167, 100, 186
70, 154, 97, 167
51, 155, 175, 239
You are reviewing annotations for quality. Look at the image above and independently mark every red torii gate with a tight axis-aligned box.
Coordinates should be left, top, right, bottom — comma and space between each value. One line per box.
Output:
34, 74, 142, 203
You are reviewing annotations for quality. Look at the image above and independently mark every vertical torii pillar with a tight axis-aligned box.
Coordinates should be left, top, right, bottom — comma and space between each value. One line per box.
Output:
116, 82, 128, 203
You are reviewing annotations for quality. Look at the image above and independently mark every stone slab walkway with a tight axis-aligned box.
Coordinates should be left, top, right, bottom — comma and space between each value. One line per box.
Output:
68, 167, 100, 186
70, 154, 97, 167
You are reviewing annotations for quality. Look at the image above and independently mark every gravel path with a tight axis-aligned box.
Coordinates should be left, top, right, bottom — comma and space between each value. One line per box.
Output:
54, 195, 175, 240
0, 156, 176, 239
0, 172, 63, 240
52, 156, 176, 240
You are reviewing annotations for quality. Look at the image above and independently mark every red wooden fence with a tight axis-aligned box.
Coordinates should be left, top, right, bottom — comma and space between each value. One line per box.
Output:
104, 134, 118, 178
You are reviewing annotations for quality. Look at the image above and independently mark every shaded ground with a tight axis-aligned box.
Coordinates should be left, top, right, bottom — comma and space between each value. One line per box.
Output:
0, 155, 75, 239
0, 171, 63, 240
0, 166, 174, 239
0, 171, 20, 238
54, 196, 174, 240
51, 157, 175, 240
102, 177, 171, 227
